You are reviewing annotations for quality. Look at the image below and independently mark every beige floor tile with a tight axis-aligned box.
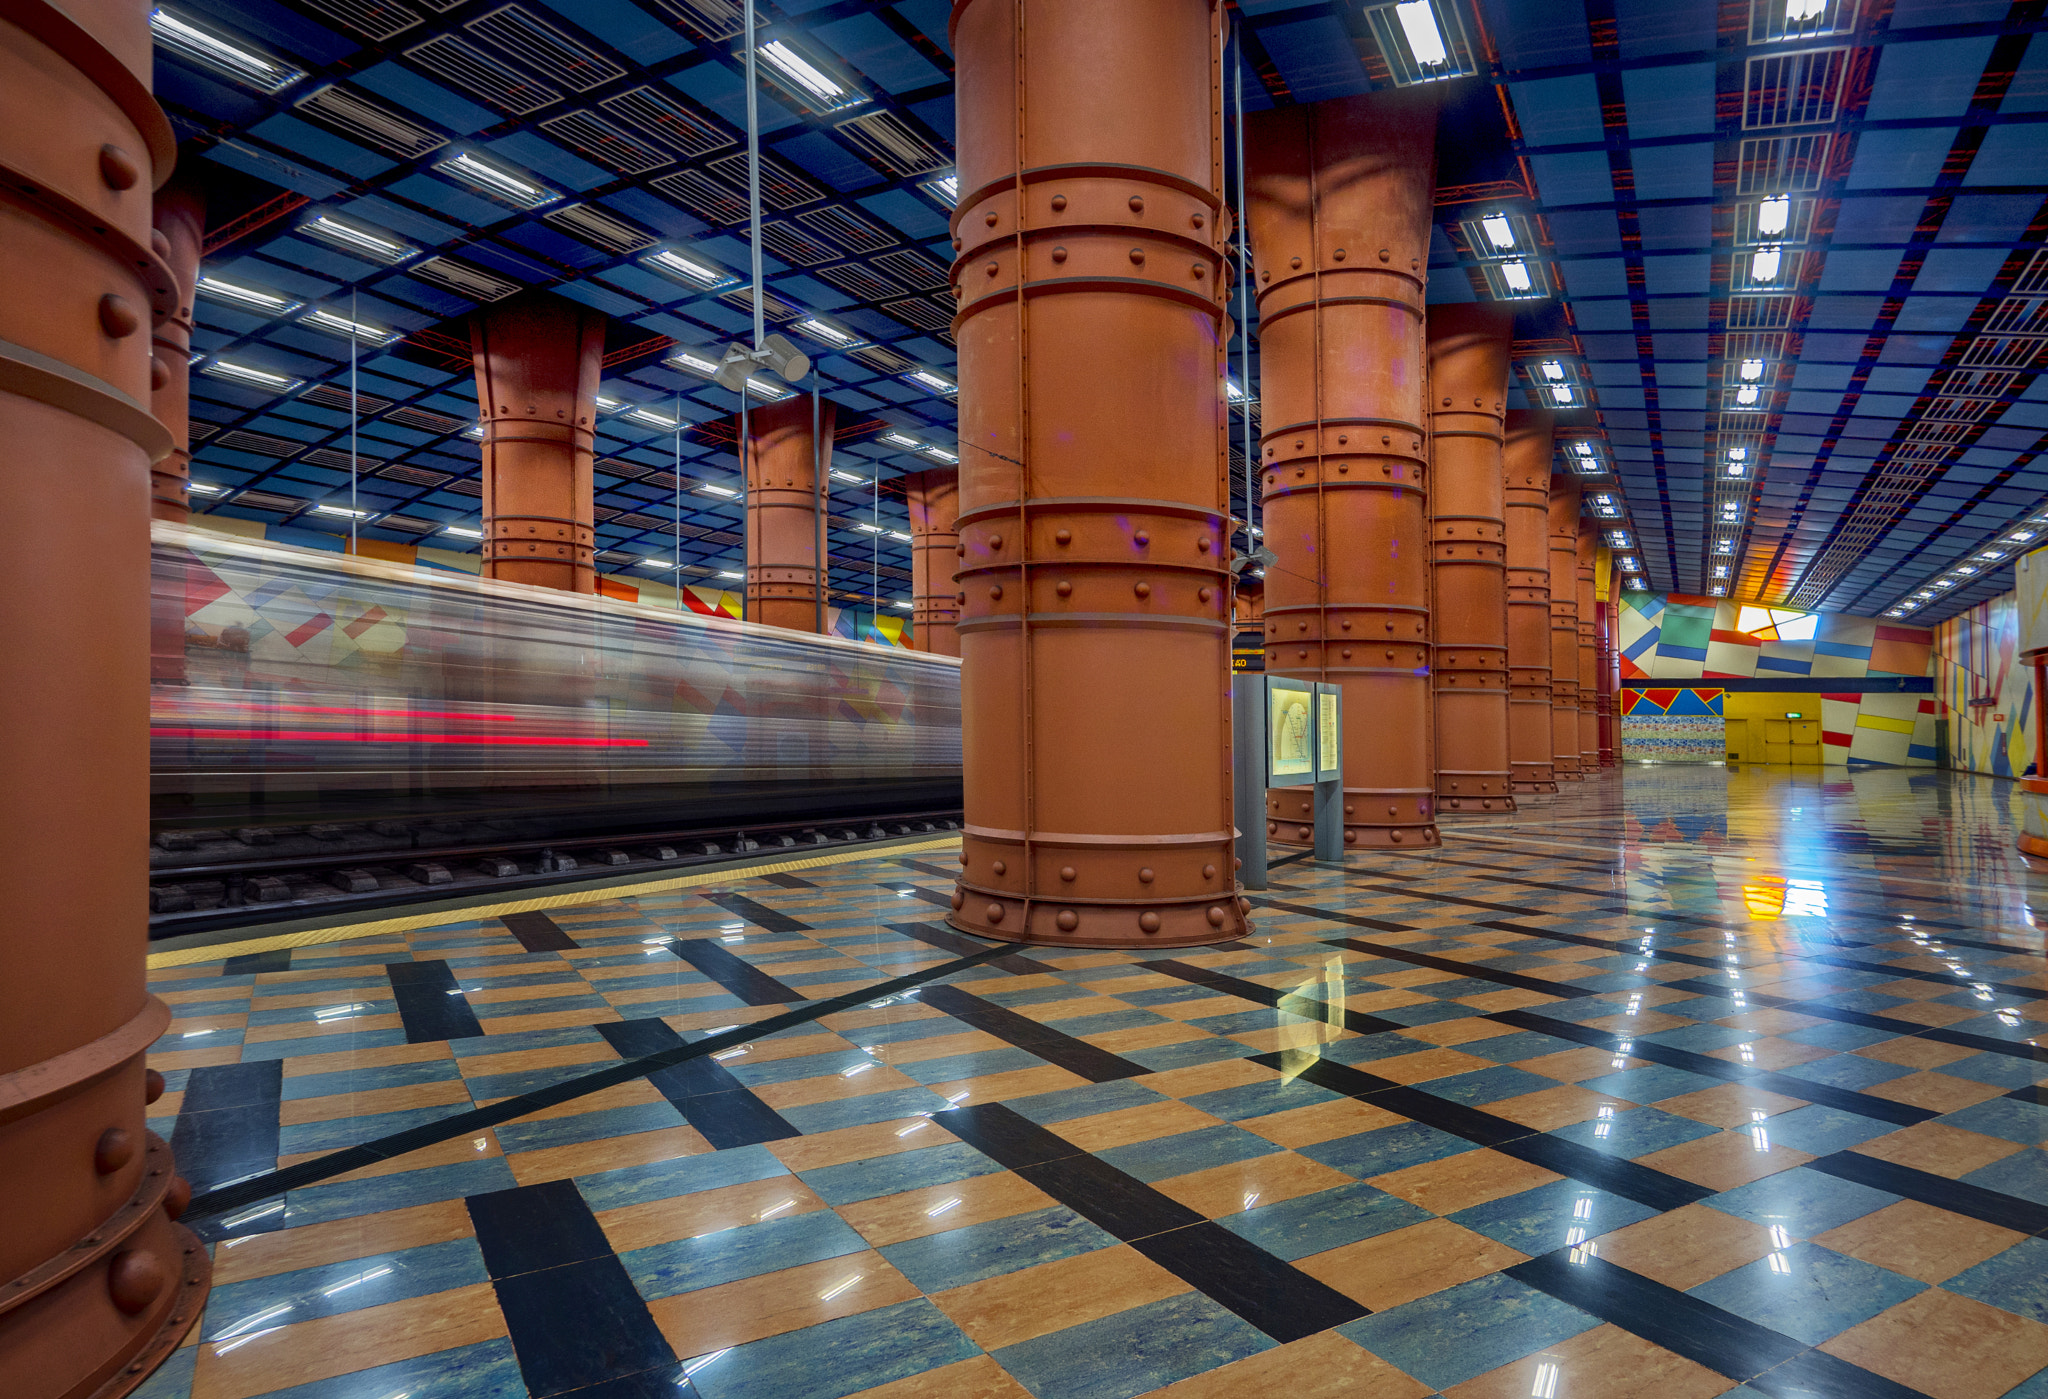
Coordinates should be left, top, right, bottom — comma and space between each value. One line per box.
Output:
649, 1250, 920, 1359
1632, 1128, 1814, 1191
1589, 1202, 1776, 1290
1369, 1148, 1563, 1215
1294, 1218, 1528, 1311
1654, 1082, 1809, 1129
190, 1282, 505, 1399
1053, 1099, 1225, 1153
1813, 1201, 2028, 1284
1444, 1323, 1734, 1399
1849, 1122, 2027, 1178
1819, 1288, 2048, 1399
506, 1125, 711, 1186
1135, 1329, 1429, 1399
1152, 1149, 1353, 1218
835, 1169, 1057, 1247
1238, 1096, 1408, 1148
931, 1244, 1189, 1352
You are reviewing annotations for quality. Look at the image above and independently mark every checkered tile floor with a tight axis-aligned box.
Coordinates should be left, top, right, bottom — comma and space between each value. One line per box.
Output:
141, 766, 2048, 1399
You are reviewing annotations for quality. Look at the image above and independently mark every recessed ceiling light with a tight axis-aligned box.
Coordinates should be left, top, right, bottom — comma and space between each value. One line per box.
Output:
1501, 260, 1532, 293
435, 152, 556, 208
302, 216, 414, 263
301, 309, 394, 345
695, 484, 738, 498
645, 250, 735, 290
756, 39, 866, 111
151, 8, 303, 92
443, 525, 483, 539
1757, 195, 1791, 237
197, 276, 300, 314
1394, 0, 1449, 66
905, 370, 957, 395
202, 360, 301, 391
794, 317, 864, 348
1750, 248, 1782, 282
1481, 213, 1515, 251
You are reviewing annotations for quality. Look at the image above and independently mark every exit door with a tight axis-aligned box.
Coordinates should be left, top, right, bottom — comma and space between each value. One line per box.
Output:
1763, 718, 1821, 765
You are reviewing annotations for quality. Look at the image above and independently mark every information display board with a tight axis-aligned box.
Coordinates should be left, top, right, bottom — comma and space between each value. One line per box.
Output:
1265, 675, 1315, 783
1315, 682, 1341, 781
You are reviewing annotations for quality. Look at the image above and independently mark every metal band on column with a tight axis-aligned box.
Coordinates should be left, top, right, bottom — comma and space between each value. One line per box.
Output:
1548, 474, 1583, 780
743, 395, 834, 631
0, 2, 211, 1393
471, 295, 603, 594
1503, 412, 1556, 793
1427, 305, 1514, 815
1247, 90, 1441, 851
905, 468, 960, 655
947, 0, 1244, 948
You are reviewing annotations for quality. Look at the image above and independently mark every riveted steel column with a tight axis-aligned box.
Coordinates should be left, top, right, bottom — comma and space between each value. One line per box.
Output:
947, 0, 1244, 948
1548, 474, 1582, 780
1576, 519, 1600, 773
744, 395, 834, 632
1426, 305, 1513, 815
1247, 90, 1440, 852
471, 295, 603, 593
1595, 548, 1618, 767
1233, 582, 1266, 673
904, 467, 960, 655
0, 2, 211, 1394
1503, 412, 1555, 794
148, 180, 200, 525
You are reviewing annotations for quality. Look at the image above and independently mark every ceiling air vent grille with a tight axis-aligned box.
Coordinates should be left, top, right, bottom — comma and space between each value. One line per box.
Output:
833, 110, 951, 176
232, 489, 311, 512
378, 515, 441, 534
410, 256, 521, 302
642, 0, 744, 41
467, 4, 624, 93
405, 34, 561, 115
707, 151, 820, 209
757, 220, 839, 266
301, 447, 386, 471
377, 463, 456, 486
599, 87, 732, 157
188, 422, 218, 440
716, 286, 802, 322
883, 297, 954, 333
446, 478, 484, 497
796, 205, 895, 254
1736, 135, 1831, 194
815, 261, 905, 301
293, 84, 447, 160
386, 405, 471, 434
1727, 296, 1794, 330
215, 430, 302, 457
301, 384, 393, 414
650, 169, 749, 225
849, 345, 913, 375
543, 202, 656, 254
610, 512, 668, 529
538, 112, 671, 174
870, 249, 949, 291
297, 0, 424, 42
1743, 49, 1848, 129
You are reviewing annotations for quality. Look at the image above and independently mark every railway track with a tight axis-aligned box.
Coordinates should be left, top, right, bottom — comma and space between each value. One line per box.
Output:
148, 808, 964, 939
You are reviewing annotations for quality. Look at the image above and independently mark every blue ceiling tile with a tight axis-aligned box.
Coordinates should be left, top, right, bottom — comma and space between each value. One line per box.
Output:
1893, 296, 1978, 332
1867, 37, 1998, 122
1964, 124, 2047, 187
1257, 17, 1369, 104
1530, 151, 1615, 207
1849, 128, 1959, 190
1819, 248, 1905, 292
1510, 74, 1605, 147
1642, 253, 1709, 295
1623, 64, 1716, 139
1632, 142, 1712, 201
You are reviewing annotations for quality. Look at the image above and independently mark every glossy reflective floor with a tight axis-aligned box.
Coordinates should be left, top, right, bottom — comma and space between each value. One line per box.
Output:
140, 766, 2048, 1399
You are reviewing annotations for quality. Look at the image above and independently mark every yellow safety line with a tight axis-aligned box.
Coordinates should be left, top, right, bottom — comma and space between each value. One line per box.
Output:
147, 836, 963, 969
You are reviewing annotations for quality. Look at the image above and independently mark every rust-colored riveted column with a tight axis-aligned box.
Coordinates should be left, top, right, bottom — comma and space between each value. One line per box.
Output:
946, 0, 1245, 948
471, 295, 604, 593
1503, 412, 1556, 793
1548, 474, 1583, 780
1426, 305, 1514, 815
1247, 90, 1440, 851
0, 1, 212, 1393
1595, 551, 1618, 766
743, 395, 835, 631
148, 180, 201, 524
904, 468, 960, 655
1577, 519, 1600, 773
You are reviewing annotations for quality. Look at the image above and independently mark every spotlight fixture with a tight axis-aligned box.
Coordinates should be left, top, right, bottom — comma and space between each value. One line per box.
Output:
713, 333, 809, 395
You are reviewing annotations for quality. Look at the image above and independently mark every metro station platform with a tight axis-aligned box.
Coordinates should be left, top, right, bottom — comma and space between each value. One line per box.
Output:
138, 767, 2048, 1399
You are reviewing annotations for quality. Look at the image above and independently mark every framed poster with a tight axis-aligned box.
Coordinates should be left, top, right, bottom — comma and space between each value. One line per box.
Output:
1265, 676, 1314, 782
1315, 683, 1341, 780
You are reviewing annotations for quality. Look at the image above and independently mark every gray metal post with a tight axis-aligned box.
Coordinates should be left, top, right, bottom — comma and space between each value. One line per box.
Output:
1233, 674, 1267, 890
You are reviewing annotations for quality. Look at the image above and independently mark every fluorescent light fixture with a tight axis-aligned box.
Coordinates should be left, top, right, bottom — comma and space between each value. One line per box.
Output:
718, 570, 743, 580
203, 360, 301, 391
151, 8, 303, 92
1750, 247, 1782, 282
189, 482, 223, 495
906, 370, 957, 396
758, 39, 863, 108
1935, 578, 1955, 588
920, 446, 958, 464
1394, 0, 1449, 66
1727, 462, 1746, 476
671, 349, 723, 376
1226, 378, 1248, 403
1957, 565, 1978, 575
1540, 361, 1566, 382
1710, 583, 1727, 595
1627, 577, 1647, 590
1979, 550, 2006, 562
197, 275, 299, 314
880, 431, 923, 449
856, 522, 886, 534
1501, 260, 1533, 293
1713, 564, 1729, 578
646, 250, 735, 290
2005, 529, 2038, 543
794, 317, 864, 348
314, 503, 371, 519
695, 483, 738, 498
1605, 530, 1630, 547
1547, 384, 1575, 406
1591, 493, 1615, 507
1619, 556, 1640, 571
830, 469, 866, 484
1573, 441, 1595, 457
887, 530, 912, 542
435, 152, 555, 208
1735, 385, 1761, 405
625, 407, 681, 429
1729, 446, 1748, 461
920, 174, 959, 206
1739, 359, 1765, 382
301, 308, 393, 345
303, 215, 413, 263
443, 525, 483, 539
1916, 589, 1936, 599
892, 600, 912, 609
1757, 195, 1791, 237
464, 423, 484, 439
1787, 0, 1826, 22
1481, 214, 1515, 251
742, 375, 793, 401
638, 556, 672, 568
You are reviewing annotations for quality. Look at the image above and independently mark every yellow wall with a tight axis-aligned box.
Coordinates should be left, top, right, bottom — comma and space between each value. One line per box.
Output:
1723, 692, 1827, 766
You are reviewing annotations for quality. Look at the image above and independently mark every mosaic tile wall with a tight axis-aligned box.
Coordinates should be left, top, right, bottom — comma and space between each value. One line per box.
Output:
1617, 594, 1937, 767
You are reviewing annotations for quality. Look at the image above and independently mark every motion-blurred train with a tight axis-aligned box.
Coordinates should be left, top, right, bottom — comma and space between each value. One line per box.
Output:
149, 524, 963, 847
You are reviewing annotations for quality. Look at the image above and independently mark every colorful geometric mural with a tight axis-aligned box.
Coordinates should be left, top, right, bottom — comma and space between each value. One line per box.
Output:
1935, 588, 2034, 778
1616, 592, 1936, 767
